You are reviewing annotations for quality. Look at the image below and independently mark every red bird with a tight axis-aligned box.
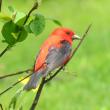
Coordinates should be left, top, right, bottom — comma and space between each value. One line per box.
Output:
24, 27, 80, 90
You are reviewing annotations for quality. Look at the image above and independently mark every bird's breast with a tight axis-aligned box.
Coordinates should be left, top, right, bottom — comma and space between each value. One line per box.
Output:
34, 36, 62, 72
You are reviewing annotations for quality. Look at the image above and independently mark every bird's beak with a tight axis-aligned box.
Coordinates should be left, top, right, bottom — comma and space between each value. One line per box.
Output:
72, 35, 81, 40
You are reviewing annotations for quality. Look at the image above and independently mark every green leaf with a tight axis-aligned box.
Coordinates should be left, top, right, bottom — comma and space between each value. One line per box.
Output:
19, 105, 23, 110
52, 19, 62, 27
46, 18, 62, 26
16, 16, 26, 26
14, 12, 26, 23
8, 90, 22, 110
25, 24, 32, 33
1, 20, 19, 45
8, 6, 15, 13
0, 13, 12, 21
17, 27, 28, 42
30, 14, 45, 36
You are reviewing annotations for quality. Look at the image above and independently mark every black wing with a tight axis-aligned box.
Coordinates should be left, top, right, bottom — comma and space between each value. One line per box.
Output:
45, 40, 72, 73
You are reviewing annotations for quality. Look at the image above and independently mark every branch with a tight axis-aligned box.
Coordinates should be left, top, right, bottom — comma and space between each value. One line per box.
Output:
0, 1, 38, 58
0, 45, 10, 58
0, 0, 2, 12
0, 73, 33, 96
45, 24, 92, 83
0, 68, 32, 79
30, 77, 46, 110
30, 24, 92, 110
44, 67, 63, 83
0, 103, 3, 110
23, 1, 38, 25
71, 24, 92, 57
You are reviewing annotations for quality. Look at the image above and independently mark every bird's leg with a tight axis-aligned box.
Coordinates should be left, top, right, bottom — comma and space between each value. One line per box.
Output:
62, 66, 65, 71
48, 72, 52, 77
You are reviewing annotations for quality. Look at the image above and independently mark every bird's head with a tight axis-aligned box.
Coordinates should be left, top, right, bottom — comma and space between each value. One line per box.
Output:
51, 27, 81, 42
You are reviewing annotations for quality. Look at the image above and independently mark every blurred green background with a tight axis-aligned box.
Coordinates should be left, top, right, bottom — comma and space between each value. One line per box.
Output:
0, 0, 110, 110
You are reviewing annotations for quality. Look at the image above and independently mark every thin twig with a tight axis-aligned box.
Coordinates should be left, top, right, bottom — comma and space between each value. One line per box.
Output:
0, 45, 10, 58
0, 103, 3, 110
0, 1, 38, 58
0, 73, 33, 96
23, 1, 38, 25
30, 77, 45, 110
0, 68, 32, 79
17, 1, 38, 41
45, 24, 92, 83
44, 67, 63, 83
71, 24, 92, 57
0, 0, 2, 12
30, 24, 92, 110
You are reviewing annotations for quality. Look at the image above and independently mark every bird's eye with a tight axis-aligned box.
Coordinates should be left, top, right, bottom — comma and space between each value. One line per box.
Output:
66, 32, 70, 35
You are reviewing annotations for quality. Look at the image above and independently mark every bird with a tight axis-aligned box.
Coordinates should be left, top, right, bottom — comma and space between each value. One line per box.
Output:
24, 27, 80, 90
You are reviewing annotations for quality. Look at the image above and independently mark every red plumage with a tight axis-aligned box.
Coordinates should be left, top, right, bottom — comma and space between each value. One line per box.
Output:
24, 27, 80, 90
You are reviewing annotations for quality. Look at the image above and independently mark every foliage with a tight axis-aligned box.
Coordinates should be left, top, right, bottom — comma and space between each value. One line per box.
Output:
0, 5, 62, 47
0, 0, 110, 110
0, 0, 62, 109
8, 89, 22, 110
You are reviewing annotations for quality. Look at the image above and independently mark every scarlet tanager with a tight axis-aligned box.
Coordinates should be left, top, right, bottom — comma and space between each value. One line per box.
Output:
24, 27, 80, 90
